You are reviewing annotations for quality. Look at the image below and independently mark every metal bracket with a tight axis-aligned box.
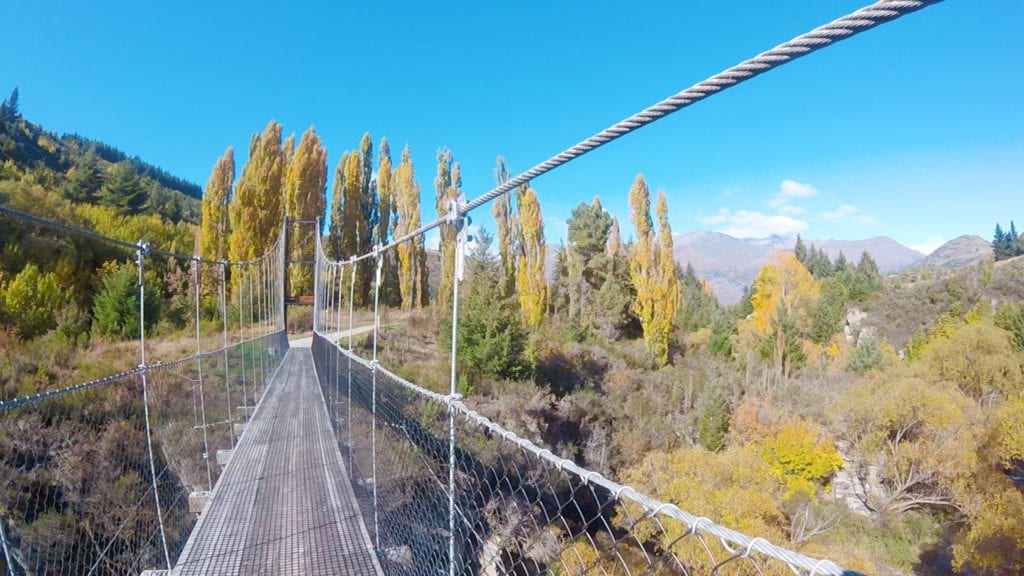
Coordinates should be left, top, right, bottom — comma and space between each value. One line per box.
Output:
452, 195, 470, 282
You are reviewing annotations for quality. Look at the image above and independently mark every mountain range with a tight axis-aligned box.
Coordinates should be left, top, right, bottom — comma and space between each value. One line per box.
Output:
675, 232, 996, 303
546, 231, 992, 304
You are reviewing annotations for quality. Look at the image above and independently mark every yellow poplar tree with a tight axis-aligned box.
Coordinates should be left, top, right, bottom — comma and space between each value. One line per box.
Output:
343, 151, 371, 305
491, 156, 515, 294
748, 252, 819, 336
516, 185, 546, 328
435, 148, 461, 311
628, 175, 680, 366
284, 126, 327, 295
229, 120, 286, 275
742, 252, 820, 388
394, 145, 426, 309
606, 216, 622, 260
199, 146, 234, 262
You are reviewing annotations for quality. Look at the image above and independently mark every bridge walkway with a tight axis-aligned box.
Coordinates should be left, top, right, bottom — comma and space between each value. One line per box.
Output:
172, 346, 383, 575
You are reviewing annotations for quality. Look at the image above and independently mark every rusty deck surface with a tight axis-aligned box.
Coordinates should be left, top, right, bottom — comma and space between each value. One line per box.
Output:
173, 347, 382, 575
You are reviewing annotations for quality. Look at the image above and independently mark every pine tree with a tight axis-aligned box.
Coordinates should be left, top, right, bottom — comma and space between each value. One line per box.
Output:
394, 145, 426, 309
834, 251, 849, 272
284, 126, 327, 295
101, 161, 147, 214
993, 223, 1010, 261
1010, 221, 1022, 257
628, 175, 680, 366
199, 146, 234, 262
434, 149, 462, 311
562, 197, 613, 329
856, 251, 880, 281
794, 234, 808, 266
64, 147, 103, 202
491, 156, 516, 295
516, 185, 547, 327
229, 121, 287, 265
1, 87, 19, 119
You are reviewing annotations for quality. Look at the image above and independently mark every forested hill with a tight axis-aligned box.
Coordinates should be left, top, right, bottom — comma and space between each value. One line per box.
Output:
0, 87, 201, 223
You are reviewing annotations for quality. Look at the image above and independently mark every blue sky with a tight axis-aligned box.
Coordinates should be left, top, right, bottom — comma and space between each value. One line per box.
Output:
2, 1, 1021, 255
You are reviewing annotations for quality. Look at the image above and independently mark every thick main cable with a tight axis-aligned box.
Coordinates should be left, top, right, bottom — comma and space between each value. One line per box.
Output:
338, 0, 941, 264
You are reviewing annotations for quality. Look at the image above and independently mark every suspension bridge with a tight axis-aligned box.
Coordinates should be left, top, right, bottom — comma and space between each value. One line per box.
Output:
0, 1, 948, 574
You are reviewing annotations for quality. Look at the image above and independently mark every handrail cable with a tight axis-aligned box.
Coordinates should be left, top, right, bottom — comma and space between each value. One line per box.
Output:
330, 0, 942, 264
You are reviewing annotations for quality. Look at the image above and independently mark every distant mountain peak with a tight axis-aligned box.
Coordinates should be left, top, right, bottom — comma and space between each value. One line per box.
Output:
673, 230, 923, 303
911, 235, 991, 271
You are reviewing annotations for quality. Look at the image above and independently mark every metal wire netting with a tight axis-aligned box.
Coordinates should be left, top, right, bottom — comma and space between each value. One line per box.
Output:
0, 330, 288, 576
312, 333, 844, 576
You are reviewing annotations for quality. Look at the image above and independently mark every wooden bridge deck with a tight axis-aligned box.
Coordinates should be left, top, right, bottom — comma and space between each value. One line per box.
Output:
173, 347, 382, 575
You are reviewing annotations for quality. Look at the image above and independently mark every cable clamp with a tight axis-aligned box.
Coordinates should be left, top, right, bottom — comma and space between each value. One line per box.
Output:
136, 240, 151, 257
447, 197, 461, 224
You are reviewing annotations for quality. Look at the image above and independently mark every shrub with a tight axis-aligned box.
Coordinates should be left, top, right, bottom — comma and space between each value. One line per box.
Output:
846, 332, 888, 374
92, 261, 162, 339
2, 263, 65, 338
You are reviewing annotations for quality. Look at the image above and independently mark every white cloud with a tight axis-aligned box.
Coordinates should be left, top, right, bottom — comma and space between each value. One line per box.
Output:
780, 179, 819, 198
702, 207, 731, 225
779, 204, 806, 216
823, 204, 859, 222
822, 204, 877, 225
909, 235, 945, 256
770, 179, 818, 208
700, 208, 807, 239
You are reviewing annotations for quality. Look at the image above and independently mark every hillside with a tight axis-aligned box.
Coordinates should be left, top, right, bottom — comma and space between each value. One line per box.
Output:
0, 90, 201, 223
911, 234, 991, 270
863, 254, 1024, 350
673, 231, 923, 303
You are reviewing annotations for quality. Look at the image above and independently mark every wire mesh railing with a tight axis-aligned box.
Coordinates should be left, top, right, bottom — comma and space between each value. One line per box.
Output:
311, 332, 847, 576
0, 209, 288, 575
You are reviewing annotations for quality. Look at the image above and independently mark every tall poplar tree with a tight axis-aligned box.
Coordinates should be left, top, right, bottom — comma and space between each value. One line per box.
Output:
491, 156, 515, 294
284, 126, 327, 295
326, 134, 379, 306
435, 148, 461, 311
607, 216, 622, 260
343, 151, 370, 304
377, 138, 401, 306
516, 185, 547, 328
628, 175, 680, 366
199, 147, 234, 263
229, 121, 287, 266
394, 145, 427, 309
329, 151, 349, 260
